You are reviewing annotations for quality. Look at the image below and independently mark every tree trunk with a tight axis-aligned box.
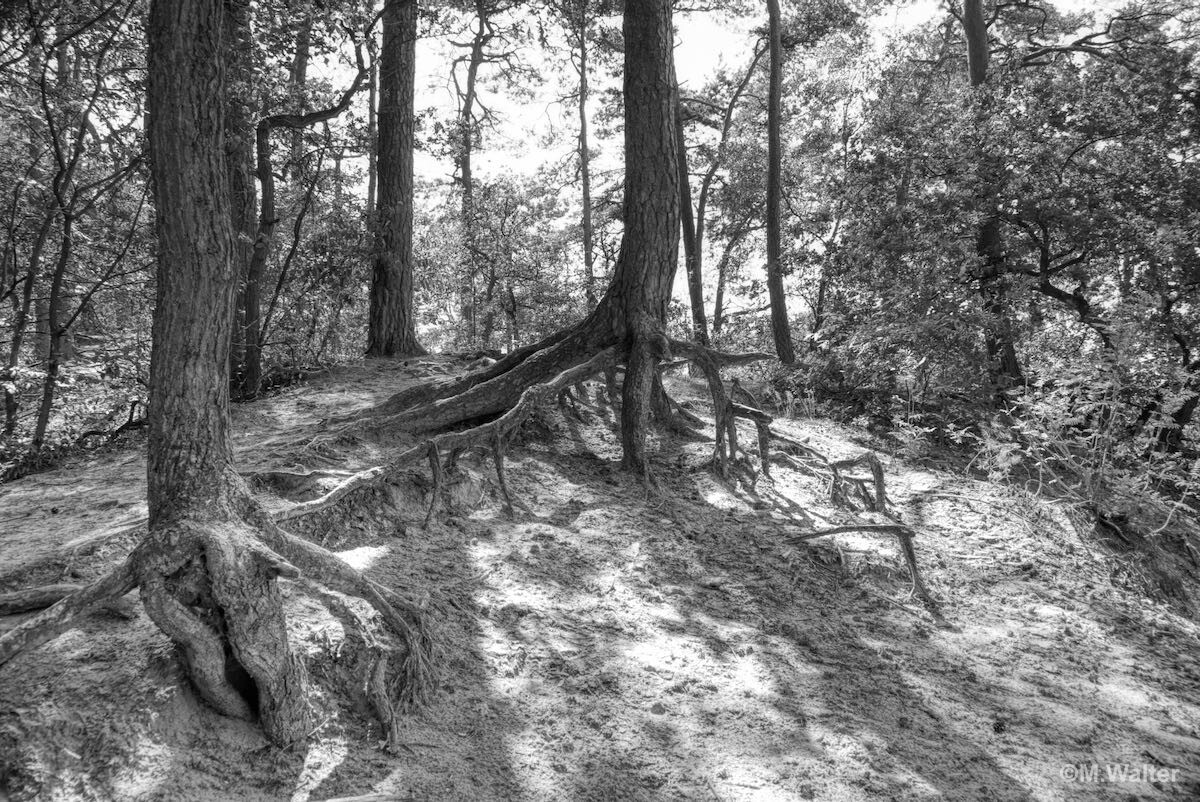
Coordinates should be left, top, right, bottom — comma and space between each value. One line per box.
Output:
962, 0, 1024, 395
674, 78, 708, 347
30, 213, 73, 453
225, 0, 259, 400
367, 0, 423, 356
146, 0, 309, 743
696, 44, 764, 338
765, 0, 794, 364
455, 4, 491, 348
366, 31, 379, 219
575, 0, 596, 309
288, 2, 312, 176
604, 0, 680, 471
3, 210, 53, 436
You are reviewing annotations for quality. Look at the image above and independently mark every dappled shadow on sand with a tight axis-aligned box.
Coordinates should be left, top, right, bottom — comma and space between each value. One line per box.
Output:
5, 363, 1200, 800
451, 443, 1032, 800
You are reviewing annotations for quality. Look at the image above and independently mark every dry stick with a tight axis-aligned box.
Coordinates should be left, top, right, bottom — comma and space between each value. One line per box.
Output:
785, 523, 937, 608
731, 402, 773, 479
832, 452, 888, 510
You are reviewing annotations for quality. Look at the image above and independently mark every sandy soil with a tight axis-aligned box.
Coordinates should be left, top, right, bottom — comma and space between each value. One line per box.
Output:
1, 360, 1198, 801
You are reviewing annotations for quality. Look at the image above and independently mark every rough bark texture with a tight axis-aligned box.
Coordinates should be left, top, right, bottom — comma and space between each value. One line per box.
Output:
765, 0, 795, 365
605, 0, 680, 470
0, 0, 430, 748
367, 0, 423, 356
145, 0, 309, 744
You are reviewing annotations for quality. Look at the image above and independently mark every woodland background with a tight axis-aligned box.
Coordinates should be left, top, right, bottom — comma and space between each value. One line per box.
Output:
1, 0, 1199, 565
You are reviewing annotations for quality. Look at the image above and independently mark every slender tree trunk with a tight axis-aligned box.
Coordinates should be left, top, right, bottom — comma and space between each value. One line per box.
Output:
456, 5, 490, 347
711, 222, 749, 336
31, 213, 72, 453
367, 0, 423, 356
674, 78, 708, 347
366, 31, 379, 220
225, 0, 259, 399
765, 0, 794, 364
575, 0, 596, 308
696, 43, 763, 334
3, 212, 53, 436
963, 0, 1023, 394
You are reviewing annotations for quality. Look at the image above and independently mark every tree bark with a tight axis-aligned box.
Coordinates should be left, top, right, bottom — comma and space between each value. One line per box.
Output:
603, 0, 680, 471
367, 0, 423, 356
962, 0, 1024, 395
674, 78, 708, 347
146, 0, 309, 743
766, 0, 795, 364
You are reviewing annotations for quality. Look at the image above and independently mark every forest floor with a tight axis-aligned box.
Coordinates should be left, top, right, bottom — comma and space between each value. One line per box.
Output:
1, 358, 1199, 802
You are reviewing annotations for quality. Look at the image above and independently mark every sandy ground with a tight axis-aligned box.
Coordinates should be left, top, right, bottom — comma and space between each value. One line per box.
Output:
1, 359, 1199, 801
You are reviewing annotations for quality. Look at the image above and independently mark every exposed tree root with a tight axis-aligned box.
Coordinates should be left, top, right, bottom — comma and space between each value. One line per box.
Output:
2, 332, 943, 746
0, 553, 140, 667
784, 524, 936, 607
656, 338, 938, 611
281, 348, 617, 523
0, 484, 433, 747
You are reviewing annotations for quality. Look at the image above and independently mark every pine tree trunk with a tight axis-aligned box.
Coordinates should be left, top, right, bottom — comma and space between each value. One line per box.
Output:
145, 0, 308, 744
765, 0, 795, 364
367, 0, 423, 356
608, 0, 680, 471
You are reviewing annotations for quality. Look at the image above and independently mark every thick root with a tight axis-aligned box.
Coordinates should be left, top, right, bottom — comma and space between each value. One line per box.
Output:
278, 348, 618, 523
0, 554, 140, 667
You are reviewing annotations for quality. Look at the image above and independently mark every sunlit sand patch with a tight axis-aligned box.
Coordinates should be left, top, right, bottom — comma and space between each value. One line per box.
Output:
334, 544, 390, 571
289, 735, 349, 802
